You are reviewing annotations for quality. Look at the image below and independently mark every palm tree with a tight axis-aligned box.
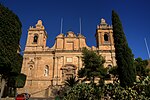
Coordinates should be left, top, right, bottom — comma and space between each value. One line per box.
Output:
65, 76, 79, 87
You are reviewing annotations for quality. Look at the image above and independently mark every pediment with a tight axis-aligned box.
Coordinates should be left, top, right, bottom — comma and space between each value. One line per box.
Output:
66, 31, 76, 37
28, 59, 34, 64
78, 33, 85, 38
56, 33, 64, 38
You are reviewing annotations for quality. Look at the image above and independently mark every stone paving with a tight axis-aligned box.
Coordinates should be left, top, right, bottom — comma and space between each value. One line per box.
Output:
29, 97, 55, 100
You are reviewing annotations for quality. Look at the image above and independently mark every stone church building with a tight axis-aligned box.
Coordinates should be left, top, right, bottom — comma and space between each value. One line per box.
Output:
18, 18, 116, 97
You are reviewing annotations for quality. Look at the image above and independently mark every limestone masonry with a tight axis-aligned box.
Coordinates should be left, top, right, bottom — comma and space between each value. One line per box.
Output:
18, 19, 116, 97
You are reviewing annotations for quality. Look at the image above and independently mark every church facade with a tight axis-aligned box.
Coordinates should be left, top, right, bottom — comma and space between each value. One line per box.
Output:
18, 19, 116, 97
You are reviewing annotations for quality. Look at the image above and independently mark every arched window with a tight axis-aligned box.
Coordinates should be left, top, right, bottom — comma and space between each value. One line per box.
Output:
33, 35, 38, 43
44, 65, 49, 76
108, 65, 112, 69
107, 65, 112, 74
104, 34, 109, 42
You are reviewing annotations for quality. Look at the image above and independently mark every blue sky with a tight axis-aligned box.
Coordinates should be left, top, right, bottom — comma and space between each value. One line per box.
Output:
1, 0, 150, 60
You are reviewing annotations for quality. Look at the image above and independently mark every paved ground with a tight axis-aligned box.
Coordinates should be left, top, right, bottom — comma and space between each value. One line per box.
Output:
1, 98, 14, 100
29, 97, 55, 100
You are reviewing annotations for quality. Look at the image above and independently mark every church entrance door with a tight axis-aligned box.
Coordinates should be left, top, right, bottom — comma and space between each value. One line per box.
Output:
61, 64, 76, 82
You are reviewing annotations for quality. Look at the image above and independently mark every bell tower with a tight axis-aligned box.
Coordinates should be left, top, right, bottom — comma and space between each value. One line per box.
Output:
95, 18, 116, 67
25, 20, 47, 51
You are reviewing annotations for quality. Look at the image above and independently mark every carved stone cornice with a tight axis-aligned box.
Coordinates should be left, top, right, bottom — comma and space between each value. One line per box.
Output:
24, 50, 54, 54
96, 50, 115, 53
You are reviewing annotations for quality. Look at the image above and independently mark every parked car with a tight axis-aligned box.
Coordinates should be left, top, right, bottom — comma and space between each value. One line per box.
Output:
16, 93, 30, 100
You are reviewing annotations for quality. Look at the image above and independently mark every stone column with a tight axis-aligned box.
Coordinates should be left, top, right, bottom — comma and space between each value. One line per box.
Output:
59, 56, 63, 83
35, 57, 37, 78
63, 56, 65, 65
76, 56, 82, 76
41, 33, 43, 47
38, 33, 40, 46
79, 56, 82, 69
58, 56, 63, 78
64, 38, 66, 50
53, 56, 59, 85
52, 56, 56, 85
36, 57, 41, 78
28, 33, 32, 46
56, 57, 58, 79
55, 57, 58, 78
77, 56, 80, 70
98, 32, 101, 46
23, 57, 29, 75
56, 56, 61, 85
58, 56, 62, 85
34, 57, 37, 78
61, 56, 65, 83
56, 56, 58, 85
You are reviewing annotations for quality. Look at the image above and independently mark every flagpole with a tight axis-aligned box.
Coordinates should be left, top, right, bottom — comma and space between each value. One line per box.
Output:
60, 18, 63, 33
144, 38, 150, 59
79, 17, 82, 34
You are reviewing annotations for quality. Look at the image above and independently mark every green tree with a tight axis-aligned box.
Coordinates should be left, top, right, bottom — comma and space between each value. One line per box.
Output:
109, 66, 118, 77
134, 57, 150, 77
0, 4, 24, 98
112, 10, 136, 87
103, 78, 150, 100
78, 48, 107, 83
63, 83, 101, 100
